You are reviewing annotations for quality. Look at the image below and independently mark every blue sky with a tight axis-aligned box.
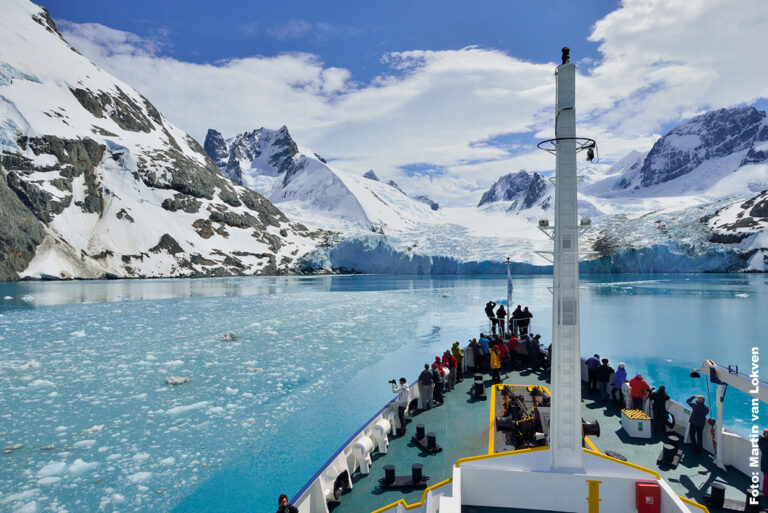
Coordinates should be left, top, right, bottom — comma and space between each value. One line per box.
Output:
48, 0, 768, 206
46, 0, 619, 80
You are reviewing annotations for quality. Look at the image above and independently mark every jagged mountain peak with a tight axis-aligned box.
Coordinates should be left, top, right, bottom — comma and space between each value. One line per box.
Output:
477, 170, 553, 214
203, 129, 228, 168
205, 125, 302, 186
477, 170, 534, 207
363, 169, 379, 181
640, 106, 768, 187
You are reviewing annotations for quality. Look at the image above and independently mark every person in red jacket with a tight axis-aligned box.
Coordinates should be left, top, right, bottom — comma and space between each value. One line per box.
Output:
507, 335, 519, 370
629, 374, 650, 410
498, 343, 510, 379
442, 352, 454, 391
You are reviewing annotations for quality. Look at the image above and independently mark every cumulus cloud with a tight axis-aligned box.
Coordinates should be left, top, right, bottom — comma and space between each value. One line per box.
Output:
57, 0, 768, 206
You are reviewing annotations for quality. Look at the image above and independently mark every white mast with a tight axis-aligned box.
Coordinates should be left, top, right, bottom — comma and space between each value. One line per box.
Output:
549, 48, 584, 472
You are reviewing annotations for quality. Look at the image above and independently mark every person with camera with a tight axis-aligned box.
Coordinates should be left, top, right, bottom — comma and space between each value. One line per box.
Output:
686, 395, 709, 453
391, 377, 410, 436
275, 494, 298, 513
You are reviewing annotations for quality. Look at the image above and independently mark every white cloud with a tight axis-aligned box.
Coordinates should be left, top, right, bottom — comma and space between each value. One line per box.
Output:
56, 0, 768, 207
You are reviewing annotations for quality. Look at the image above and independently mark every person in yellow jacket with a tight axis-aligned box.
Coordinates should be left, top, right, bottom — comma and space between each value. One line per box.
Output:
451, 342, 464, 382
489, 346, 501, 383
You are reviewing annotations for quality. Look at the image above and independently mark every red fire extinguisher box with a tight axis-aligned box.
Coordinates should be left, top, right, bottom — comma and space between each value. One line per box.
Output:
636, 482, 660, 513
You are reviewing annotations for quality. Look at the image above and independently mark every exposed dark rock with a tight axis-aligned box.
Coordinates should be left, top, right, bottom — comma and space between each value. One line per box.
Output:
116, 208, 134, 223
363, 170, 379, 181
161, 194, 202, 214
209, 208, 261, 229
190, 254, 217, 266
386, 179, 405, 194
522, 173, 550, 209
217, 186, 242, 208
70, 88, 103, 118
90, 125, 117, 137
204, 129, 228, 168
91, 249, 114, 259
709, 233, 750, 244
149, 234, 183, 255
192, 219, 214, 239
592, 233, 616, 258
6, 171, 69, 222
314, 152, 326, 163
0, 167, 46, 281
413, 195, 439, 210
239, 187, 287, 226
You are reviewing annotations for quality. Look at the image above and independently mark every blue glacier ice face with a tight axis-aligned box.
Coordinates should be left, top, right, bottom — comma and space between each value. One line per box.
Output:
0, 62, 41, 87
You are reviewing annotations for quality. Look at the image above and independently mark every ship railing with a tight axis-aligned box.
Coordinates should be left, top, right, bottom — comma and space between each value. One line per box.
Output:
290, 379, 423, 513
485, 318, 534, 339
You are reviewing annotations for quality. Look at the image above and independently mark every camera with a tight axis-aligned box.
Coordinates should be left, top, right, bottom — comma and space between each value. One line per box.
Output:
388, 379, 396, 385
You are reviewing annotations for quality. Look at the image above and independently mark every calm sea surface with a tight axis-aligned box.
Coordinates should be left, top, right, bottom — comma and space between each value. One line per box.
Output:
0, 274, 766, 512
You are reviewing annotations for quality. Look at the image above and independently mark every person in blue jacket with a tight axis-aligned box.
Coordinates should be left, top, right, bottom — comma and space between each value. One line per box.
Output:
478, 334, 491, 371
611, 363, 627, 406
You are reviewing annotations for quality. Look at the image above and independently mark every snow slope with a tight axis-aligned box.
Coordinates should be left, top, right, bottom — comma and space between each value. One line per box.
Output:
0, 0, 319, 280
205, 126, 436, 233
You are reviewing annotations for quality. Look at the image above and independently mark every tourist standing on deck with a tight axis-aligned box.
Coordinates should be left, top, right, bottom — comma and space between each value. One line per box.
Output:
496, 304, 507, 336
478, 334, 491, 372
629, 374, 650, 411
611, 363, 627, 406
418, 364, 433, 410
498, 342, 510, 379
586, 354, 600, 393
276, 494, 299, 513
489, 345, 501, 383
507, 333, 520, 370
758, 428, 768, 495
530, 334, 543, 370
686, 395, 709, 453
391, 377, 410, 435
485, 300, 497, 333
451, 342, 464, 382
597, 358, 614, 401
442, 351, 456, 391
520, 307, 533, 336
511, 305, 523, 335
469, 338, 481, 372
650, 385, 670, 434
431, 362, 444, 405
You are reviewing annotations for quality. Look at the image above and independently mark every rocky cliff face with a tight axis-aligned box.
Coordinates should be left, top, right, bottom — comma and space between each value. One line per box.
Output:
203, 128, 228, 168
640, 107, 768, 187
477, 170, 553, 214
0, 0, 318, 280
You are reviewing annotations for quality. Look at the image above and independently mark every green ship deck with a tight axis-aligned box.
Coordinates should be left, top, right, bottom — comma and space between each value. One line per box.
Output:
329, 365, 760, 513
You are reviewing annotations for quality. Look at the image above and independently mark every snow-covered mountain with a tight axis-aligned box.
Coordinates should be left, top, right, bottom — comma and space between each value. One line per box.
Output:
586, 108, 768, 199
204, 126, 435, 233
477, 170, 554, 216
0, 0, 319, 280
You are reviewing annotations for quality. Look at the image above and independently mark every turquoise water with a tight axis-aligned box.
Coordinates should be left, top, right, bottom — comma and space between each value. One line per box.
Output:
0, 274, 765, 513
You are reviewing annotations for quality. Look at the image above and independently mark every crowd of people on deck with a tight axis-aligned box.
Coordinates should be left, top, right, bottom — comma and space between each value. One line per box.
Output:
390, 309, 551, 439
485, 301, 533, 336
